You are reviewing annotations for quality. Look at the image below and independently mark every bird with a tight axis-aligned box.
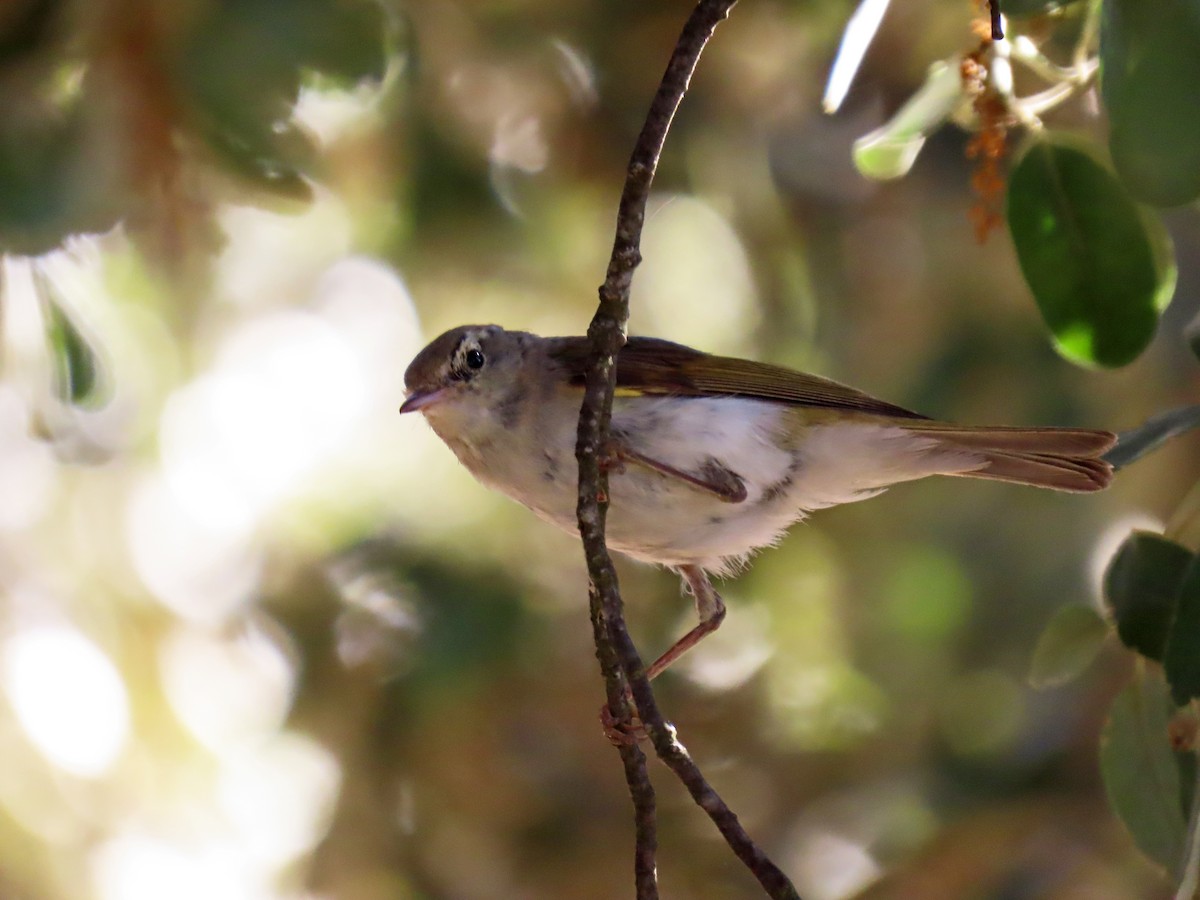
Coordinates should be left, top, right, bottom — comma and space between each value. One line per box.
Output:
400, 324, 1115, 681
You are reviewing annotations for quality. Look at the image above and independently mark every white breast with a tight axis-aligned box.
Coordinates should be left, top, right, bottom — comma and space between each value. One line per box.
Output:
433, 391, 985, 574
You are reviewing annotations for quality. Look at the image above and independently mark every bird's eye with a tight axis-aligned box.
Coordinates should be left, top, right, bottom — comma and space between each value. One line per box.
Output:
465, 348, 485, 370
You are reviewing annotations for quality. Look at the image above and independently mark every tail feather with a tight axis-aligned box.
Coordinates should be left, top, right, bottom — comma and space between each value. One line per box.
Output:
956, 449, 1113, 492
914, 424, 1116, 493
910, 424, 1116, 457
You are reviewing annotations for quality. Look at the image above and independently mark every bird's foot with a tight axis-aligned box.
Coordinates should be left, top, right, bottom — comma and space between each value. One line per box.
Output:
600, 698, 646, 746
597, 440, 627, 475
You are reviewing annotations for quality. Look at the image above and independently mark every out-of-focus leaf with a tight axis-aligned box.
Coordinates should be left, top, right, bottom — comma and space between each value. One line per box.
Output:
1101, 670, 1190, 872
1103, 531, 1195, 661
0, 133, 71, 253
203, 124, 315, 205
175, 0, 387, 200
1028, 604, 1109, 689
1168, 484, 1200, 557
1104, 406, 1200, 471
0, 95, 123, 253
1101, 0, 1200, 206
1003, 0, 1085, 15
1165, 558, 1200, 706
296, 0, 389, 85
0, 0, 58, 63
852, 61, 963, 180
36, 271, 107, 408
1006, 137, 1176, 368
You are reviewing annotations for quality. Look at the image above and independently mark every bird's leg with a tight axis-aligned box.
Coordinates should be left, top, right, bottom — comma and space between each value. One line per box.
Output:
645, 565, 726, 680
601, 565, 726, 745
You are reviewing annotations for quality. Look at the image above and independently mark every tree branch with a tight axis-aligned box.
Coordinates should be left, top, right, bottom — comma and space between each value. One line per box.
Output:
574, 1, 801, 897
988, 0, 1004, 40
589, 583, 658, 898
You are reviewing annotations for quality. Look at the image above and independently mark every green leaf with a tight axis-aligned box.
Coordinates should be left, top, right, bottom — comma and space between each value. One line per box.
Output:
1101, 0, 1200, 206
1101, 670, 1190, 872
36, 274, 107, 408
175, 0, 387, 200
1029, 603, 1109, 689
298, 0, 389, 84
852, 61, 963, 180
0, 109, 121, 254
1165, 558, 1200, 705
203, 123, 316, 205
1104, 531, 1195, 661
1006, 137, 1176, 368
1104, 406, 1200, 471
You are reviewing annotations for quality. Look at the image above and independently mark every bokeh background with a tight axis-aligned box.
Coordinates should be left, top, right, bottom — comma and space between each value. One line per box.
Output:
0, 0, 1198, 898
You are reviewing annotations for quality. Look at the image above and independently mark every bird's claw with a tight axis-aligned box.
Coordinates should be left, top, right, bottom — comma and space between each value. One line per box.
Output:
600, 700, 646, 746
598, 440, 627, 475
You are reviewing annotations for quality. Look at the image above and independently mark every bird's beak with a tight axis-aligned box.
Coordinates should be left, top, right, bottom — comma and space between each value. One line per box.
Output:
399, 387, 449, 414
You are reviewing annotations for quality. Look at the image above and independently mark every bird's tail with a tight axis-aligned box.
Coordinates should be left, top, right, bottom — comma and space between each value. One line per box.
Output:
910, 424, 1116, 493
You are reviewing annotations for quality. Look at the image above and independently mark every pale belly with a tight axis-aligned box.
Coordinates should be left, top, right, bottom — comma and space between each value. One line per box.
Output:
446, 395, 985, 573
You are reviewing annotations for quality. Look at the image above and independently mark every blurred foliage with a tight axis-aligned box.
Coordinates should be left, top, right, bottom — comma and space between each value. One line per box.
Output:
1104, 530, 1193, 662
0, 0, 1196, 899
847, 0, 1198, 372
840, 0, 1200, 885
1027, 602, 1107, 690
1100, 0, 1200, 207
1099, 669, 1193, 875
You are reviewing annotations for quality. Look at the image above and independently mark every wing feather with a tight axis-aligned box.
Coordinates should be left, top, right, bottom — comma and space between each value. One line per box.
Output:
549, 336, 927, 419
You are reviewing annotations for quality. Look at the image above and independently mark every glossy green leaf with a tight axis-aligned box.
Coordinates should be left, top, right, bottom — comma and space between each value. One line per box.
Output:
1029, 603, 1109, 689
1007, 138, 1176, 368
1104, 406, 1200, 471
1101, 0, 1200, 206
1165, 558, 1200, 706
1101, 670, 1190, 872
1104, 531, 1195, 661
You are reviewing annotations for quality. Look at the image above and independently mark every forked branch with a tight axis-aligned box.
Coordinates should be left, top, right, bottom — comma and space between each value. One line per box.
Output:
573, 1, 800, 897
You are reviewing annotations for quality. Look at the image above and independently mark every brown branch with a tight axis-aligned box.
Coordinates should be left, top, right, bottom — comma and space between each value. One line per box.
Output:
590, 597, 659, 897
988, 0, 1004, 40
573, 1, 801, 897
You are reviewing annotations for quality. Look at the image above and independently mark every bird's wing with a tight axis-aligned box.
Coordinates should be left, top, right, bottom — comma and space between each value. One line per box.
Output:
549, 336, 928, 420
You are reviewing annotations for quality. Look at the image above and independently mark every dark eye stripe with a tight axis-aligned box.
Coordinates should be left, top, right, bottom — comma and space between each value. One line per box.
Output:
448, 336, 485, 380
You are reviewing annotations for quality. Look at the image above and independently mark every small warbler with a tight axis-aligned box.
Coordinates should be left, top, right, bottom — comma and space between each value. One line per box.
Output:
401, 325, 1114, 679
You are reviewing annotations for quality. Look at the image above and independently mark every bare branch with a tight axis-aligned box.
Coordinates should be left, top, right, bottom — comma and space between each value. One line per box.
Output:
574, 1, 802, 897
589, 583, 658, 899
989, 0, 1004, 40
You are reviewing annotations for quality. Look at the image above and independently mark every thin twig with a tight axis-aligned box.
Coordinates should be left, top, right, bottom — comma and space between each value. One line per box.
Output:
589, 584, 658, 898
988, 0, 1004, 40
574, 1, 801, 897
